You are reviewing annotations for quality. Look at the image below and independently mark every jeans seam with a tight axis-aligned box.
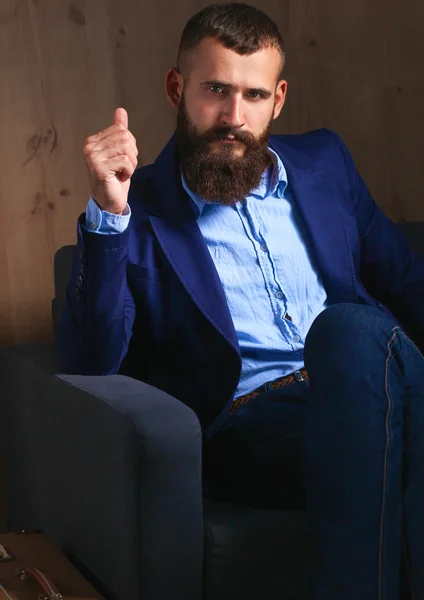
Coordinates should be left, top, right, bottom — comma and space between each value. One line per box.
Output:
397, 329, 421, 599
379, 326, 399, 600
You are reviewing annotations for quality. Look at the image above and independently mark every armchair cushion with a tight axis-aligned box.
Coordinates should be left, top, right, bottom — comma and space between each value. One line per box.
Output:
1, 345, 204, 600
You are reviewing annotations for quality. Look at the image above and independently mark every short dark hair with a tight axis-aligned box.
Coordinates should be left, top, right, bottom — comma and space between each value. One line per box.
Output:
177, 3, 286, 78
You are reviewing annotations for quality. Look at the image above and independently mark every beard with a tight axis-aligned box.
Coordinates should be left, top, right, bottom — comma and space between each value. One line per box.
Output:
176, 96, 274, 205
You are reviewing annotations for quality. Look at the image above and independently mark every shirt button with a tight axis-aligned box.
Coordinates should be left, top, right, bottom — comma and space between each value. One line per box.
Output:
293, 335, 301, 343
260, 244, 267, 252
90, 222, 98, 230
275, 291, 283, 299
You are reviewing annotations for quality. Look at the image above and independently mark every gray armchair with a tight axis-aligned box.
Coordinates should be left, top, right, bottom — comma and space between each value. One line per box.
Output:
1, 222, 422, 600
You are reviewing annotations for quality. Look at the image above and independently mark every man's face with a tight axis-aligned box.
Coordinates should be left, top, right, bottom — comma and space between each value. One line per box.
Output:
168, 38, 287, 204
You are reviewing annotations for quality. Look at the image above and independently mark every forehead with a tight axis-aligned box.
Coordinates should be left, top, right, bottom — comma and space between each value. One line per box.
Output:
187, 37, 281, 87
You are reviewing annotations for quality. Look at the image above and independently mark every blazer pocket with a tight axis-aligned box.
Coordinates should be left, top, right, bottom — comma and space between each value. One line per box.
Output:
127, 262, 162, 283
126, 263, 166, 341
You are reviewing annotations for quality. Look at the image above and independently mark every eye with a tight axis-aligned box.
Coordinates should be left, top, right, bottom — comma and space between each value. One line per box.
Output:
209, 85, 224, 94
247, 91, 263, 100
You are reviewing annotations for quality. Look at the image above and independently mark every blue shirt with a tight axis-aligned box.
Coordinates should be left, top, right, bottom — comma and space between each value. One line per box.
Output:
85, 199, 131, 233
85, 149, 328, 398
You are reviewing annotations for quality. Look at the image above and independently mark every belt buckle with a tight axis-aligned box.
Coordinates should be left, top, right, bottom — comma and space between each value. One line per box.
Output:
294, 370, 305, 382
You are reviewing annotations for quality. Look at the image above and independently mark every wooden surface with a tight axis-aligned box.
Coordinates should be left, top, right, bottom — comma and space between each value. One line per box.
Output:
0, 0, 424, 344
0, 532, 105, 598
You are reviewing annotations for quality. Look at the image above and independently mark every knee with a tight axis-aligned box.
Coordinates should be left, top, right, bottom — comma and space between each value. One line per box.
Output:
305, 303, 396, 372
308, 303, 389, 342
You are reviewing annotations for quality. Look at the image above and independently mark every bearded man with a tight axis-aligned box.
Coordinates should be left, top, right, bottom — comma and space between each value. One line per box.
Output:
60, 4, 424, 599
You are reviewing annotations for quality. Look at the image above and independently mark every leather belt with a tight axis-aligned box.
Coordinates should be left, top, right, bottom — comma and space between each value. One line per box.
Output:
229, 368, 308, 414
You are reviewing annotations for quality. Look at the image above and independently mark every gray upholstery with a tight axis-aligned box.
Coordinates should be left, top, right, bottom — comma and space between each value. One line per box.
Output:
1, 222, 423, 600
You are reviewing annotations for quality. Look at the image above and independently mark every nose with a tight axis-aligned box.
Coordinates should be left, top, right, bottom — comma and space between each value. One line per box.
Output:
220, 94, 245, 128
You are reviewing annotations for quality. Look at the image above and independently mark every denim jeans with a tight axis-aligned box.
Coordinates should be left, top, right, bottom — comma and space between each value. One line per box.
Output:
203, 303, 424, 599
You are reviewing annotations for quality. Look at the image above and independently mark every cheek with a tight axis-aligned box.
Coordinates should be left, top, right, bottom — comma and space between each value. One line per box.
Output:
246, 105, 274, 133
189, 100, 220, 130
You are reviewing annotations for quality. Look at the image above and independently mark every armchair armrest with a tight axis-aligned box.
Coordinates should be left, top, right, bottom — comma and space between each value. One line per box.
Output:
0, 345, 204, 600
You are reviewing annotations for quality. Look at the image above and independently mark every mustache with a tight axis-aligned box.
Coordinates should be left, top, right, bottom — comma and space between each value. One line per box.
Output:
200, 126, 258, 147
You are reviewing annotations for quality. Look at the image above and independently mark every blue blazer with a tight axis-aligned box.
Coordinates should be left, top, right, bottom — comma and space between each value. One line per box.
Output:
60, 129, 424, 436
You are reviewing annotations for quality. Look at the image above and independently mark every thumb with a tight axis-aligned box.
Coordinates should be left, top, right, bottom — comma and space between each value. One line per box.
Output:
113, 107, 128, 129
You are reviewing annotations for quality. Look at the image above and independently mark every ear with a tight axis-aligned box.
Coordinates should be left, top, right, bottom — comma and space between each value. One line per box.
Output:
273, 80, 288, 120
165, 67, 184, 108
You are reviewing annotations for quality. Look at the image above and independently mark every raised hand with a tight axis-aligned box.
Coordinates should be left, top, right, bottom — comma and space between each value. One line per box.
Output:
83, 108, 138, 215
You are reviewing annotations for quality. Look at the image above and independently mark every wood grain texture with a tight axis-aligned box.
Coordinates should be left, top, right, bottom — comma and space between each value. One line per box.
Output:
0, 0, 423, 343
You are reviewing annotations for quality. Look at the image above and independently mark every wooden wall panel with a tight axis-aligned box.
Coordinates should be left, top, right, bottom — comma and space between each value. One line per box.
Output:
279, 0, 424, 224
0, 0, 423, 344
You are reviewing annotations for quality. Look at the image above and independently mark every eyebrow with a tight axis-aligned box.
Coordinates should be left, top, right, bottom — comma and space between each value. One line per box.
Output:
201, 80, 273, 98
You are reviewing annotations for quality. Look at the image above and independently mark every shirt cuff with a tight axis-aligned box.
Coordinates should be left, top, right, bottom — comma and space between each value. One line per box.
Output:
85, 196, 131, 235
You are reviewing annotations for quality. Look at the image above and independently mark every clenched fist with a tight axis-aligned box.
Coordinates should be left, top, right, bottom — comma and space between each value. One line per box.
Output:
83, 108, 138, 215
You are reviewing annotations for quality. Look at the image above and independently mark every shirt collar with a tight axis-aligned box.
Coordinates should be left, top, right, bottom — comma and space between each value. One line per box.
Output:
181, 147, 288, 220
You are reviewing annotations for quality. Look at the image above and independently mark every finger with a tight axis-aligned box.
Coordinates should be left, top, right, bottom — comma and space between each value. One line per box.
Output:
88, 131, 138, 156
99, 150, 138, 172
109, 149, 137, 172
127, 129, 137, 147
97, 153, 137, 177
126, 150, 138, 171
90, 140, 138, 166
116, 158, 134, 183
100, 155, 135, 183
84, 116, 132, 146
113, 107, 128, 129
84, 127, 118, 148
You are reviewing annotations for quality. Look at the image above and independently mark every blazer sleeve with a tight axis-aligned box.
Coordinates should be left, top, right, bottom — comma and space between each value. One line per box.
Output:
334, 131, 424, 350
58, 214, 136, 374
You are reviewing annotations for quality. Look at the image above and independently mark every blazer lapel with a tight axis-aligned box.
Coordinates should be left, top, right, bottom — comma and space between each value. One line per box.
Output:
269, 137, 357, 305
147, 135, 239, 354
